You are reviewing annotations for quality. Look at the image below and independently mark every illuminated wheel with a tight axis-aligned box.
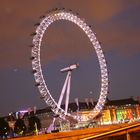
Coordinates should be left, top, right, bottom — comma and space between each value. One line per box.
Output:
31, 9, 108, 120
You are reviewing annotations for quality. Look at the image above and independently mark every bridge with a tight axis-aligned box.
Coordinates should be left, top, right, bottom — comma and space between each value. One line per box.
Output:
81, 121, 140, 140
10, 121, 140, 140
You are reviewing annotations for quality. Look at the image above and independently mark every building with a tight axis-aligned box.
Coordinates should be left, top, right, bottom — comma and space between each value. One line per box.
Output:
5, 97, 140, 131
99, 98, 140, 125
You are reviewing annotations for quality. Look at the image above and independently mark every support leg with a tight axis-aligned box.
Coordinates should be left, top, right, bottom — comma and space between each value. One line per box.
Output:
65, 71, 71, 114
58, 72, 70, 109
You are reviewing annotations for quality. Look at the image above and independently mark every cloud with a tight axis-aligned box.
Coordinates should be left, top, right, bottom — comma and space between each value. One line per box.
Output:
95, 3, 140, 55
0, 0, 140, 68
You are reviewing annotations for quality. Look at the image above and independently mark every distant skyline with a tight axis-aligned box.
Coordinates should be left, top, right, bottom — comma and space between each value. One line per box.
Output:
0, 0, 140, 116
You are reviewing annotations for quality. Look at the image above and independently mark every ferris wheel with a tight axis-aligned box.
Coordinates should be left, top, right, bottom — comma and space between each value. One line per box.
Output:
31, 9, 108, 120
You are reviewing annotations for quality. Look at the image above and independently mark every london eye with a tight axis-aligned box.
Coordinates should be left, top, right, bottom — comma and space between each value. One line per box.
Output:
31, 9, 109, 121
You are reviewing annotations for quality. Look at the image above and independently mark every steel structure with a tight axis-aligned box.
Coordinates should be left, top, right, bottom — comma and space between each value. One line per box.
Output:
31, 9, 108, 120
58, 63, 79, 115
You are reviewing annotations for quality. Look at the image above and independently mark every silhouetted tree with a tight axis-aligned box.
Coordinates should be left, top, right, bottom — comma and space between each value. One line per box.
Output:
28, 112, 41, 133
14, 118, 26, 135
0, 117, 10, 139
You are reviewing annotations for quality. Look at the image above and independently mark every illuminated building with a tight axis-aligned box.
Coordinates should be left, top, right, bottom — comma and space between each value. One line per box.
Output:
98, 97, 140, 124
33, 97, 140, 127
4, 97, 140, 131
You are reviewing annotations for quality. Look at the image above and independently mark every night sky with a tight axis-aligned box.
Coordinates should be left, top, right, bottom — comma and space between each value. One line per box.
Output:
0, 0, 140, 116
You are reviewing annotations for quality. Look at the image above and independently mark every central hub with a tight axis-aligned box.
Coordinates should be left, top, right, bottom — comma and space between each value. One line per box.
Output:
60, 63, 79, 73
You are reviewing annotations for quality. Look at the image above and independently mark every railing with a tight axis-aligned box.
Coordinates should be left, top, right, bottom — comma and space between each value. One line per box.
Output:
80, 122, 140, 140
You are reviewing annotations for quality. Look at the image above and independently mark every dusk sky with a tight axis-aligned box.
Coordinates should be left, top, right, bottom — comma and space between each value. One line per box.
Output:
0, 0, 140, 116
